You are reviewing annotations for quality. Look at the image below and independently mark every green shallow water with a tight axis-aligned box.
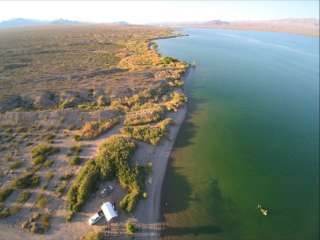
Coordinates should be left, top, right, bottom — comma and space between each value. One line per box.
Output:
157, 29, 319, 240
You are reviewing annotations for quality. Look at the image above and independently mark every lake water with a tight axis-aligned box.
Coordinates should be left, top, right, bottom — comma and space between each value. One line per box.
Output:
157, 29, 319, 240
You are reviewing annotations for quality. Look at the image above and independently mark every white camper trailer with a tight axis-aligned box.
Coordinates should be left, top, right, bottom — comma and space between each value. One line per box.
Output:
101, 202, 118, 222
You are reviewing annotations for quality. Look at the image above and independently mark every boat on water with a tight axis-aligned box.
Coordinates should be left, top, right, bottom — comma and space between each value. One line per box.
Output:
257, 204, 268, 216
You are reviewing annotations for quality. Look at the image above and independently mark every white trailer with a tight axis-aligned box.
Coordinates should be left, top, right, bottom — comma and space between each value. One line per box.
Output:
101, 202, 118, 222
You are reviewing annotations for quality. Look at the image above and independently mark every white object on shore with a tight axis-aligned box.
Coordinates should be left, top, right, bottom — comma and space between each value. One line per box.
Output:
101, 202, 118, 222
88, 210, 104, 225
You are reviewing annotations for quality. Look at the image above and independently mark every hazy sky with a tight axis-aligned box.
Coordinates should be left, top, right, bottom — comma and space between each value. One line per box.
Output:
0, 1, 318, 24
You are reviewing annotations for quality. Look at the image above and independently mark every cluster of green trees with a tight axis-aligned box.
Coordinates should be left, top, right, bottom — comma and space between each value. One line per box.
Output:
121, 118, 173, 145
67, 135, 143, 214
75, 117, 119, 141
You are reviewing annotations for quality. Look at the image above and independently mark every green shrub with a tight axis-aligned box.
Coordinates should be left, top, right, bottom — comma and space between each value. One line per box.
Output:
77, 117, 119, 140
45, 172, 54, 181
32, 155, 46, 165
70, 145, 82, 155
164, 91, 187, 112
65, 211, 74, 222
0, 187, 13, 202
66, 135, 137, 213
31, 144, 57, 165
43, 159, 54, 168
162, 56, 178, 65
59, 173, 73, 181
0, 207, 10, 218
55, 181, 67, 197
43, 133, 55, 143
16, 191, 31, 204
83, 230, 104, 240
13, 172, 40, 189
35, 194, 48, 208
9, 160, 22, 170
67, 161, 100, 212
125, 222, 137, 235
119, 191, 139, 213
124, 106, 165, 126
69, 155, 81, 166
121, 118, 173, 145
21, 212, 51, 234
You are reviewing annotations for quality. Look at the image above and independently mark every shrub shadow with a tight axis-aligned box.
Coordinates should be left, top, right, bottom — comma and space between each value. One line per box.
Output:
161, 165, 192, 217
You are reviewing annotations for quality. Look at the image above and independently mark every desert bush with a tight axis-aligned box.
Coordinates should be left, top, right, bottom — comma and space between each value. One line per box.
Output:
43, 159, 54, 168
70, 145, 82, 155
121, 118, 173, 145
161, 56, 178, 65
59, 173, 74, 181
21, 212, 51, 234
43, 133, 55, 143
16, 191, 31, 204
31, 144, 57, 165
0, 207, 10, 218
96, 135, 136, 180
69, 155, 81, 166
0, 186, 13, 202
125, 222, 137, 235
13, 172, 40, 189
83, 230, 104, 240
45, 171, 54, 181
55, 181, 68, 197
67, 135, 138, 213
67, 161, 100, 212
164, 91, 187, 112
124, 105, 165, 126
76, 117, 119, 140
35, 194, 48, 208
9, 160, 22, 170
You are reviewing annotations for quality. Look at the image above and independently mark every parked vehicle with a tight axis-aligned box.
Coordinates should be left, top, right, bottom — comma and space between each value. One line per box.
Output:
88, 210, 104, 225
100, 185, 114, 196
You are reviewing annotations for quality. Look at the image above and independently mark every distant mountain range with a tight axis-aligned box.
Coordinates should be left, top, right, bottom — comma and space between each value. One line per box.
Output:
0, 18, 84, 29
0, 18, 134, 29
157, 18, 319, 37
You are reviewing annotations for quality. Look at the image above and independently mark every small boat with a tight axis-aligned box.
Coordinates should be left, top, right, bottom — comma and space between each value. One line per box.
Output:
257, 204, 268, 216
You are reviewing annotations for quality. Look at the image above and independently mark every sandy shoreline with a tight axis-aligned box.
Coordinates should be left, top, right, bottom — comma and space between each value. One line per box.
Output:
131, 66, 191, 239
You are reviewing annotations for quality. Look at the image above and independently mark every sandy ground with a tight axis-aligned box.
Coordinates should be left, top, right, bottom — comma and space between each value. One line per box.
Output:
0, 105, 187, 240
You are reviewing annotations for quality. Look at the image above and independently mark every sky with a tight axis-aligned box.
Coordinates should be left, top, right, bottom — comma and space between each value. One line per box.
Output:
0, 1, 318, 24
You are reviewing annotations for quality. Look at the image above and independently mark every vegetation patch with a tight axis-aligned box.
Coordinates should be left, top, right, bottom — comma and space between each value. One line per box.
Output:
82, 230, 104, 240
125, 222, 137, 235
75, 117, 119, 140
35, 194, 49, 208
0, 186, 14, 202
124, 105, 165, 126
67, 135, 140, 214
164, 91, 187, 112
21, 212, 51, 234
121, 118, 173, 145
31, 144, 58, 165
13, 172, 40, 189
161, 56, 178, 65
9, 160, 23, 170
69, 155, 81, 166
16, 191, 31, 204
